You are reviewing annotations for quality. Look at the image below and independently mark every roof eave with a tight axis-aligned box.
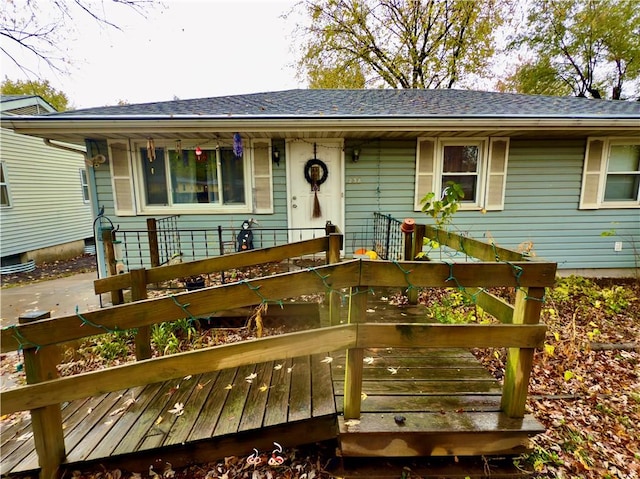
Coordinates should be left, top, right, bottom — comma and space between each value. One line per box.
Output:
3, 116, 640, 136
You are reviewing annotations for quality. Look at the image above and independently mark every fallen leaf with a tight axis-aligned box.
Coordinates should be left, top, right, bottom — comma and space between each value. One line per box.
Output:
274, 363, 283, 370
259, 384, 270, 392
155, 416, 163, 425
361, 392, 368, 400
387, 367, 398, 375
246, 372, 258, 381
321, 356, 333, 363
196, 380, 211, 390
168, 402, 184, 416
183, 375, 192, 381
287, 366, 294, 373
363, 356, 375, 365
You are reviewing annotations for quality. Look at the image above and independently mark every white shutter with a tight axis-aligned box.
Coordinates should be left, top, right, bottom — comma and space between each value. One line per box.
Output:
251, 139, 273, 213
414, 138, 436, 211
579, 138, 606, 209
108, 141, 136, 216
485, 138, 510, 211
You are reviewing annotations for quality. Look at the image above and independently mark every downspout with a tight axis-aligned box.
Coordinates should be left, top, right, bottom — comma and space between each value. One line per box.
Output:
42, 139, 107, 282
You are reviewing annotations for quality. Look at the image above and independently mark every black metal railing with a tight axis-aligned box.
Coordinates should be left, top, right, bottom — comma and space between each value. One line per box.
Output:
114, 222, 329, 272
372, 212, 404, 260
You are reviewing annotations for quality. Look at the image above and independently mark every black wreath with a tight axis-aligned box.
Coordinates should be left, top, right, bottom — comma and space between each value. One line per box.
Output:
304, 159, 329, 186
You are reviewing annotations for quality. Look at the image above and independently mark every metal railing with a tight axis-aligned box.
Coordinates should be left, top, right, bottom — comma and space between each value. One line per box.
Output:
114, 219, 329, 272
372, 212, 404, 260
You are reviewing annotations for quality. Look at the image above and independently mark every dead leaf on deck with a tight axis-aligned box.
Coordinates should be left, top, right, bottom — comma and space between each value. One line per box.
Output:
196, 380, 211, 390
168, 402, 184, 416
320, 356, 333, 363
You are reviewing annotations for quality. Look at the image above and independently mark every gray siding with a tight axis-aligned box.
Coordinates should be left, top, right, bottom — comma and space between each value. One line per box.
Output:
343, 139, 638, 270
93, 137, 638, 272
0, 128, 93, 258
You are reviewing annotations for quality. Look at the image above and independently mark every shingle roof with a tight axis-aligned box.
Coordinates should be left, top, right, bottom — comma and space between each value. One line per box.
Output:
50, 89, 640, 119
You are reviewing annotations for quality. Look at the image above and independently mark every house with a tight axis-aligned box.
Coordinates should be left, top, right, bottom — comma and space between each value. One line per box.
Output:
1, 89, 638, 277
0, 95, 94, 273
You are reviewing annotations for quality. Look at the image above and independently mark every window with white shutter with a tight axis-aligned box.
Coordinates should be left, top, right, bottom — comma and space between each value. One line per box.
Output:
251, 139, 273, 213
485, 138, 510, 211
109, 141, 136, 216
414, 137, 508, 211
580, 137, 640, 209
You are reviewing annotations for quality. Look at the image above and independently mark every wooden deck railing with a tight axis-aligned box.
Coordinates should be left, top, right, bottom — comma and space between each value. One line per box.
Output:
0, 224, 556, 479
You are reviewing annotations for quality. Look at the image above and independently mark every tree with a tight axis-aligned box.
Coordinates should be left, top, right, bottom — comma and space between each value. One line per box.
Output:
294, 0, 508, 90
1, 78, 70, 111
0, 0, 156, 78
503, 0, 640, 100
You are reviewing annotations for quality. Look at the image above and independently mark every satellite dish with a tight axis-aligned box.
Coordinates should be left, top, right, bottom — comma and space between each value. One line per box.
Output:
86, 154, 106, 168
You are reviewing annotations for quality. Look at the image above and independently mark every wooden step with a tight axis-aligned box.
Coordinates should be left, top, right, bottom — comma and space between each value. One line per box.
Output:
338, 411, 544, 457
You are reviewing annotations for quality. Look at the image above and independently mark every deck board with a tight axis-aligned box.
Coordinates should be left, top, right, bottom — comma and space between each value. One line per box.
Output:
1, 337, 544, 475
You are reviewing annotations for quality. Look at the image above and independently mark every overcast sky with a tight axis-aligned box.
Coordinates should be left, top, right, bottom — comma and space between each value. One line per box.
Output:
3, 1, 306, 109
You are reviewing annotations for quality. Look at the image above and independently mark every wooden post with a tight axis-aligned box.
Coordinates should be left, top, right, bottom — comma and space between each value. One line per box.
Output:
343, 286, 367, 420
327, 232, 342, 326
501, 287, 545, 418
102, 228, 124, 305
147, 218, 160, 268
131, 268, 152, 360
401, 218, 419, 304
19, 311, 65, 479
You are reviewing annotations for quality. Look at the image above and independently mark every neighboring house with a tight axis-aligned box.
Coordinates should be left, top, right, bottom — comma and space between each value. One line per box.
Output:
0, 95, 94, 272
1, 89, 638, 277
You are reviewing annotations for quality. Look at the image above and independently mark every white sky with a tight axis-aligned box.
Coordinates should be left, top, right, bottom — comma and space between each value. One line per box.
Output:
2, 0, 306, 109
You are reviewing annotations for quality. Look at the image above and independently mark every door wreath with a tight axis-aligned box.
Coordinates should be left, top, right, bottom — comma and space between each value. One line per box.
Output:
304, 159, 329, 188
304, 154, 328, 218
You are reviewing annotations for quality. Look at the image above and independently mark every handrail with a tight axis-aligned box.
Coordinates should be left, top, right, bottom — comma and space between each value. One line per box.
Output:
1, 260, 553, 354
0, 323, 546, 416
94, 235, 337, 294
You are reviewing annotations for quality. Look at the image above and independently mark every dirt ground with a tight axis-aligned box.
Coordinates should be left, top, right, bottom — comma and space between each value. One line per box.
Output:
1, 254, 98, 288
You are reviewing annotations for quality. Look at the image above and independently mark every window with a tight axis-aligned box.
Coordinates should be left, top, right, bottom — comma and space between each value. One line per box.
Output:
138, 145, 246, 208
580, 138, 640, 209
0, 162, 10, 207
415, 137, 509, 211
80, 169, 90, 202
108, 139, 273, 215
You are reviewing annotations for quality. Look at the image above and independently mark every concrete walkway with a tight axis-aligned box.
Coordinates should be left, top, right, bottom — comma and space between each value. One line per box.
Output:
0, 272, 106, 328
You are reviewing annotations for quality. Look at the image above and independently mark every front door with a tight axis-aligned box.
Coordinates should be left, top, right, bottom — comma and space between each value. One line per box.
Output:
286, 140, 344, 241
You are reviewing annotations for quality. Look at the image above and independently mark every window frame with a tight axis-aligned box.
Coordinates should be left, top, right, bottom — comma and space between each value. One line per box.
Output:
580, 137, 640, 209
415, 137, 490, 211
438, 139, 486, 208
0, 161, 12, 208
79, 168, 90, 203
131, 139, 256, 215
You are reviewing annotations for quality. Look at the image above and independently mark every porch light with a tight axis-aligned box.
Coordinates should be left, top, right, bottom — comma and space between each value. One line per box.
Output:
272, 146, 280, 166
352, 148, 360, 162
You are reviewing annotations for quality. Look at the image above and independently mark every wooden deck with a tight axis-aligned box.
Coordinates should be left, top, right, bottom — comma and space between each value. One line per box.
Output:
1, 300, 545, 476
1, 354, 337, 476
